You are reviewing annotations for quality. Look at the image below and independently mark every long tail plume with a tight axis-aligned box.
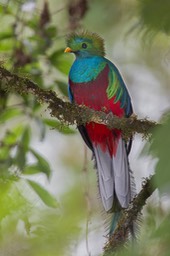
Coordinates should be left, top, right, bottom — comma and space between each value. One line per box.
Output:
93, 138, 138, 239
109, 167, 137, 238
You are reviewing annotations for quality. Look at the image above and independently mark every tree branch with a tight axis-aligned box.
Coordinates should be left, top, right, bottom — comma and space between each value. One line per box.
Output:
103, 175, 156, 255
0, 66, 157, 139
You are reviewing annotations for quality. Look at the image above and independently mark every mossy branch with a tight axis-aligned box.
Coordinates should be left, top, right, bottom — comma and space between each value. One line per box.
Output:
103, 175, 156, 255
0, 66, 157, 139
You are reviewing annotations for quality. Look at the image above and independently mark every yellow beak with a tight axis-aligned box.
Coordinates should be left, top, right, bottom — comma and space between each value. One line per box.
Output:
64, 47, 72, 53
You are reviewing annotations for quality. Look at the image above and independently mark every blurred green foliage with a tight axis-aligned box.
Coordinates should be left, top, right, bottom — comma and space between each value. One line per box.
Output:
149, 114, 170, 191
0, 0, 170, 255
0, 1, 85, 255
138, 0, 170, 34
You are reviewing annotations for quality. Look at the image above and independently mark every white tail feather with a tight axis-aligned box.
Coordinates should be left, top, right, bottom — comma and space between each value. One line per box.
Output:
94, 146, 114, 211
113, 139, 131, 208
93, 138, 134, 212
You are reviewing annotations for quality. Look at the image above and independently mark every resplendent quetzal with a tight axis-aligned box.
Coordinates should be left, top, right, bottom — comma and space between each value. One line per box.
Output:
65, 31, 136, 235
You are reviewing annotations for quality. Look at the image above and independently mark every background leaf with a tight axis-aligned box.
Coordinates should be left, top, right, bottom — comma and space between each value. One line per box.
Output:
44, 118, 76, 134
30, 148, 51, 179
27, 179, 58, 208
149, 114, 170, 191
0, 108, 22, 124
55, 80, 68, 97
139, 0, 170, 34
49, 49, 73, 75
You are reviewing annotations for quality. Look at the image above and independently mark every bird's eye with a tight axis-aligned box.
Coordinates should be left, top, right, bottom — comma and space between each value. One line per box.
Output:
82, 43, 87, 49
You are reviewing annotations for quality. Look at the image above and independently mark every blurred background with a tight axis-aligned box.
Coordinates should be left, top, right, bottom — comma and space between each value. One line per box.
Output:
0, 0, 170, 255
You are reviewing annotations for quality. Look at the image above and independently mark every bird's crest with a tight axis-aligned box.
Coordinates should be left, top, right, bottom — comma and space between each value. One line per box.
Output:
66, 31, 105, 56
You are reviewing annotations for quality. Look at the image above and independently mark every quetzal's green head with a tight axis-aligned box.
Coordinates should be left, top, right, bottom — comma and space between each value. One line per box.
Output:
64, 31, 105, 58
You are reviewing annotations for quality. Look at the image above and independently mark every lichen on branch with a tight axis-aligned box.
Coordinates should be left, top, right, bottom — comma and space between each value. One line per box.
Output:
0, 66, 157, 139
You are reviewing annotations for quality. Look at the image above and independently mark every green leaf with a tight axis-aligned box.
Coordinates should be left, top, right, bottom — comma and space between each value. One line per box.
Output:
0, 39, 15, 52
0, 108, 22, 124
3, 125, 24, 145
23, 164, 45, 175
14, 126, 31, 170
0, 28, 13, 40
27, 179, 58, 208
0, 181, 28, 221
48, 49, 73, 75
139, 0, 170, 34
55, 80, 68, 97
0, 5, 13, 15
26, 16, 39, 29
30, 148, 51, 179
43, 119, 75, 134
34, 117, 46, 141
149, 114, 170, 191
45, 25, 57, 38
15, 146, 26, 170
0, 146, 10, 161
21, 126, 31, 151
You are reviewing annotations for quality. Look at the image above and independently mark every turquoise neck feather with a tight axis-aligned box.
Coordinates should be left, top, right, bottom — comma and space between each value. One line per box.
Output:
69, 56, 106, 83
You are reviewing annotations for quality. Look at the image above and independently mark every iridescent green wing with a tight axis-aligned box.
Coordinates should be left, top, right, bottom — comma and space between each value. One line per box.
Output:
106, 60, 132, 117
